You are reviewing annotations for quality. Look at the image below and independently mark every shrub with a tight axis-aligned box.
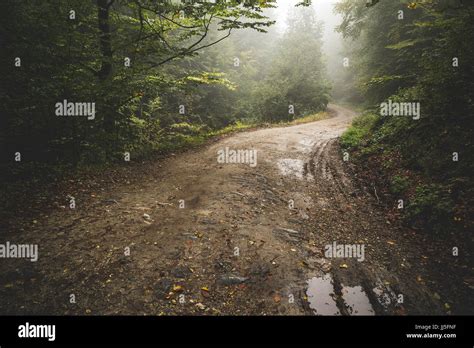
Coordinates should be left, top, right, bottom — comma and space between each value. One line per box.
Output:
390, 175, 410, 194
340, 112, 379, 148
405, 184, 454, 232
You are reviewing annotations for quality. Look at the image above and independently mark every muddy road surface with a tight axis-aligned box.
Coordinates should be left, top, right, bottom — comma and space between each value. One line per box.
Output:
0, 105, 444, 315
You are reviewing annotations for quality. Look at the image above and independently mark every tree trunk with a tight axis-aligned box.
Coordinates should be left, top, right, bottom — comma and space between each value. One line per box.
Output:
97, 0, 112, 81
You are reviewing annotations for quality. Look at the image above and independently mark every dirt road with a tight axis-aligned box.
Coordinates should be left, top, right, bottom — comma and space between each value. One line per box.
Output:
0, 105, 444, 315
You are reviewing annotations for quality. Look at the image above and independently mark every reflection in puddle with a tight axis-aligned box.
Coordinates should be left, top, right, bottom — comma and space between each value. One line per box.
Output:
306, 274, 376, 316
373, 286, 392, 308
306, 274, 340, 315
372, 280, 397, 310
341, 285, 375, 315
277, 159, 313, 181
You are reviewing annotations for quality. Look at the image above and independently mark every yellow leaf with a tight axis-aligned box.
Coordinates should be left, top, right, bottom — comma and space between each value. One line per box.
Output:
173, 285, 183, 292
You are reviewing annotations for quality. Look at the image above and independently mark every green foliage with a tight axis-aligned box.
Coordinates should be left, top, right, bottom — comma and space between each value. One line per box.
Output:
336, 0, 474, 232
340, 113, 379, 148
252, 7, 330, 122
169, 122, 202, 135
0, 0, 282, 177
390, 175, 410, 194
1, 0, 332, 186
406, 184, 455, 232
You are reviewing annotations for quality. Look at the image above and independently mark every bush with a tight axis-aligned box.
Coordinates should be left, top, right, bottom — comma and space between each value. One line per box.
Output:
340, 113, 379, 148
405, 184, 454, 232
169, 123, 203, 136
390, 175, 410, 194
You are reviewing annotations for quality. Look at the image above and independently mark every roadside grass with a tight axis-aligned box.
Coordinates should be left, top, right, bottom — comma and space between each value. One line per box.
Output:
284, 111, 329, 126
156, 111, 329, 154
340, 112, 379, 149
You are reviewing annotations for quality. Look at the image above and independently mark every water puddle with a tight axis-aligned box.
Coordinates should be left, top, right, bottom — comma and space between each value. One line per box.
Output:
277, 159, 313, 181
306, 274, 375, 316
306, 274, 340, 315
372, 280, 398, 310
341, 285, 375, 315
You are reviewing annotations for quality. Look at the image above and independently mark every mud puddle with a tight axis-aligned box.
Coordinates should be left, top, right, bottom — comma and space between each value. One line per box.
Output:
306, 274, 340, 315
277, 158, 314, 181
306, 274, 375, 316
341, 284, 375, 315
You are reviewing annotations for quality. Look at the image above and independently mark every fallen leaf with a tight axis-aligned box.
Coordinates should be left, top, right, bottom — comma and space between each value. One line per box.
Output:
195, 303, 206, 310
173, 285, 183, 292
